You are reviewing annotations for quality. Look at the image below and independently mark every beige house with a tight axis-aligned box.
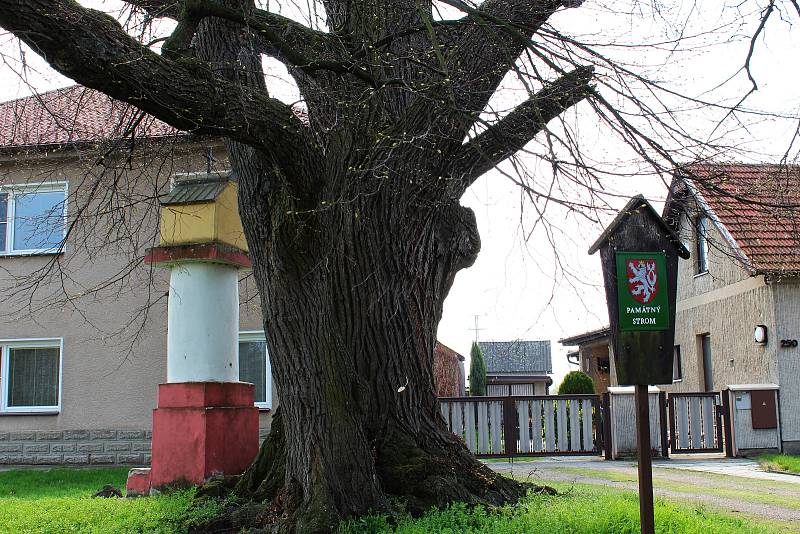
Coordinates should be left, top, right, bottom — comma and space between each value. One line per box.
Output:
663, 163, 800, 454
0, 87, 274, 465
562, 165, 800, 452
559, 327, 613, 394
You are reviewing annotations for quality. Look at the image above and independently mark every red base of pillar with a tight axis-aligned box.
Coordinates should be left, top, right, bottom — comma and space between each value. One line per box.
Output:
126, 382, 259, 495
126, 468, 152, 497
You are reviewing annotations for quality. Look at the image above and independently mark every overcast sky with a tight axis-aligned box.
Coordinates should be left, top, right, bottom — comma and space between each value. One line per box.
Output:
1, 1, 798, 389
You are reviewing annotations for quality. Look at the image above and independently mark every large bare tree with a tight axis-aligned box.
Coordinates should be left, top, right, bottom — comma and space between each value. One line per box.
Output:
1, 0, 797, 532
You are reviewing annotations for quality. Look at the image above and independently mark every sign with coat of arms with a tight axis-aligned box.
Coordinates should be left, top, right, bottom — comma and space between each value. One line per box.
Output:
615, 252, 669, 331
588, 195, 689, 386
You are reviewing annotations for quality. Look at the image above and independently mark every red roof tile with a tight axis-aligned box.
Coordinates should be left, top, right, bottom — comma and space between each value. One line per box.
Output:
682, 163, 800, 274
0, 85, 308, 150
0, 85, 177, 148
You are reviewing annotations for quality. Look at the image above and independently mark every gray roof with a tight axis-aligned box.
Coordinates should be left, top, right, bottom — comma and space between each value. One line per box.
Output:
161, 172, 231, 206
479, 340, 552, 374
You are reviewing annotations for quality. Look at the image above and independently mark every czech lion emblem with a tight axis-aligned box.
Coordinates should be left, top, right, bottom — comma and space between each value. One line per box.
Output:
627, 259, 658, 304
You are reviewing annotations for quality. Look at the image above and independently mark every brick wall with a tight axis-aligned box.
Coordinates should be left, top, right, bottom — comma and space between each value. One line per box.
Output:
0, 430, 152, 465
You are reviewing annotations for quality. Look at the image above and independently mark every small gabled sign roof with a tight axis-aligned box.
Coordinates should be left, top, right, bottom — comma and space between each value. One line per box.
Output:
588, 194, 690, 258
161, 171, 232, 206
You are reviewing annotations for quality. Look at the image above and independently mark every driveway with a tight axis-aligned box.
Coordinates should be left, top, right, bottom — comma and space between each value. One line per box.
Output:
487, 455, 800, 528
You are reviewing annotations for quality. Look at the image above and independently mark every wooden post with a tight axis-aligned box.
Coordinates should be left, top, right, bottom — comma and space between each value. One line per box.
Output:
502, 396, 518, 456
602, 392, 613, 460
721, 390, 734, 457
658, 391, 669, 458
635, 384, 655, 534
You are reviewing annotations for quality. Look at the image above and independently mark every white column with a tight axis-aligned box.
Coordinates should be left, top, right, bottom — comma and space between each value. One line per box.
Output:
167, 262, 239, 382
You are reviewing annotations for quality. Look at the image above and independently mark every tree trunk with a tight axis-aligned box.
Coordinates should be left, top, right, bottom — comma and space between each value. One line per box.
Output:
193, 149, 532, 533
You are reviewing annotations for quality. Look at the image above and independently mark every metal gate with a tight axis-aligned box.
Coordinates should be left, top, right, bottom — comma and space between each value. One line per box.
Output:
668, 392, 724, 453
440, 395, 603, 457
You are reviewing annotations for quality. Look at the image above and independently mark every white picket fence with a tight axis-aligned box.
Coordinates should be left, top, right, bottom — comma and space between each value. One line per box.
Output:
669, 392, 722, 452
439, 395, 601, 457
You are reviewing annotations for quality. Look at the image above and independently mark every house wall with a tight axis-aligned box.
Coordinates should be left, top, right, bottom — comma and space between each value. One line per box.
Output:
0, 144, 275, 465
668, 210, 779, 394
578, 342, 611, 394
485, 381, 548, 396
772, 281, 800, 452
670, 278, 778, 392
666, 205, 800, 452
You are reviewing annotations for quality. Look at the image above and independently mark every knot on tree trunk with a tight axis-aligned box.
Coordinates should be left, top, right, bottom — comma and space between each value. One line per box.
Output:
435, 202, 480, 275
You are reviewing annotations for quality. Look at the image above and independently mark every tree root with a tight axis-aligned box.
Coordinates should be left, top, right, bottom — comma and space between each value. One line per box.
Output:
192, 413, 547, 533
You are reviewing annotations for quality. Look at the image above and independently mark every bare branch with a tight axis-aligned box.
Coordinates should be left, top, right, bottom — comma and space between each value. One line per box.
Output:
184, 1, 382, 86
449, 65, 594, 195
125, 1, 338, 66
441, 0, 579, 114
124, 0, 181, 19
0, 0, 315, 170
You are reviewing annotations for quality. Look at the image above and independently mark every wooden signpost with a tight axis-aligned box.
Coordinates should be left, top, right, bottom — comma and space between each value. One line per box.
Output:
589, 195, 689, 534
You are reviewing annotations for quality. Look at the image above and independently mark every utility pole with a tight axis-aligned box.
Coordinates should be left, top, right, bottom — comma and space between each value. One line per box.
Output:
469, 315, 485, 343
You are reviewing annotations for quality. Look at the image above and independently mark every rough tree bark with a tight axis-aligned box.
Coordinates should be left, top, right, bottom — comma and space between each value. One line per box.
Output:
0, 1, 592, 531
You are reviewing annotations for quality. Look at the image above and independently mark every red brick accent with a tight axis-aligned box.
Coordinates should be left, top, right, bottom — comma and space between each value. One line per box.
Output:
144, 243, 252, 268
157, 382, 256, 408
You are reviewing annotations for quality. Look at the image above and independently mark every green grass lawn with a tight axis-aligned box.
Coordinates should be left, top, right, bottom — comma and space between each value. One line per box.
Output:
338, 481, 788, 534
0, 468, 222, 533
0, 468, 789, 533
555, 466, 800, 510
758, 454, 800, 475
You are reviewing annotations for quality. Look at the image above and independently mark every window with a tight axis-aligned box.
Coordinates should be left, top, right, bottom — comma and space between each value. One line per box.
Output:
0, 183, 67, 255
700, 334, 713, 392
238, 331, 272, 409
0, 339, 62, 413
673, 345, 682, 382
695, 216, 709, 274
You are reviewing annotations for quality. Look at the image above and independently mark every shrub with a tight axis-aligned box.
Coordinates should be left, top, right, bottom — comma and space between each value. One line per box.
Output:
468, 342, 487, 396
557, 371, 595, 395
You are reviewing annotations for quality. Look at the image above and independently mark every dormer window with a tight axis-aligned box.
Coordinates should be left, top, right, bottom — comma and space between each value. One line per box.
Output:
695, 216, 709, 274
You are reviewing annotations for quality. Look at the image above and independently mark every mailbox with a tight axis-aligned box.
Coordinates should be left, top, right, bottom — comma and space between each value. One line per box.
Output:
751, 390, 778, 429
724, 384, 780, 456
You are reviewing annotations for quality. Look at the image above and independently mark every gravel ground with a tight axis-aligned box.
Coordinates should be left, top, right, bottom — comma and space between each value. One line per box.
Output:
488, 456, 800, 527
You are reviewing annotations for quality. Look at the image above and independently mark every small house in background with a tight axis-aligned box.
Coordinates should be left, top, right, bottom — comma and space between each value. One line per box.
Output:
478, 340, 552, 396
433, 342, 465, 397
559, 327, 613, 394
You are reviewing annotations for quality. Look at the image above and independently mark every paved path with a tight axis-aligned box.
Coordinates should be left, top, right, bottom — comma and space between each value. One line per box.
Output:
487, 456, 800, 526
658, 457, 800, 483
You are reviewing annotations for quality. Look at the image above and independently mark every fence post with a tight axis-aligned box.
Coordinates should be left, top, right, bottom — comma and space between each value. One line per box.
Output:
502, 396, 518, 456
602, 392, 613, 460
721, 390, 734, 457
658, 391, 669, 458
667, 392, 676, 452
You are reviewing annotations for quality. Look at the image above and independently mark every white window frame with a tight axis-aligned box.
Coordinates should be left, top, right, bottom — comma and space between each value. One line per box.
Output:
238, 331, 272, 410
695, 215, 709, 275
672, 345, 682, 383
0, 181, 68, 256
0, 338, 63, 414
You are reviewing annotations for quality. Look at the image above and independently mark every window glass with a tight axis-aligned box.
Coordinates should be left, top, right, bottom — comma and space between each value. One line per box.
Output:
238, 340, 267, 404
695, 216, 708, 273
701, 334, 713, 391
7, 347, 60, 408
12, 190, 64, 251
0, 193, 6, 251
673, 345, 682, 381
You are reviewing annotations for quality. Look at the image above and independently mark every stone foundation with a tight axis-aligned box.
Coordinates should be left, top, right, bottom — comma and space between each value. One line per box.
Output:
0, 430, 152, 465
